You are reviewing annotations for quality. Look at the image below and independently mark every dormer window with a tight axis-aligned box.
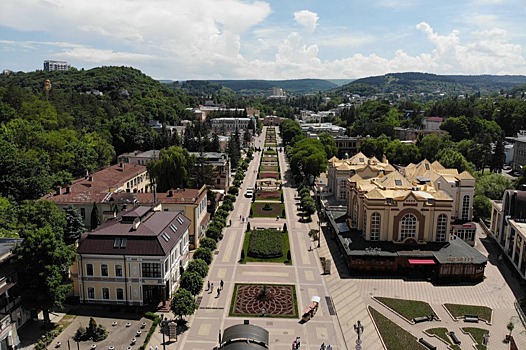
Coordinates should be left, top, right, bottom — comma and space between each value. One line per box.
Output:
386, 198, 393, 205
427, 198, 434, 205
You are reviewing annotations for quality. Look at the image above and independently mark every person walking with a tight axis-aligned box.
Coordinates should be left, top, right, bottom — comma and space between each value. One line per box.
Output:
295, 336, 301, 348
220, 279, 224, 290
320, 343, 325, 350
217, 288, 221, 297
210, 283, 214, 294
326, 344, 332, 350
207, 281, 210, 291
291, 340, 297, 350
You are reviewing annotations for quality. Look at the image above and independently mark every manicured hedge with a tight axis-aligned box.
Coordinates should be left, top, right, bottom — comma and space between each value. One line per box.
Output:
248, 229, 283, 258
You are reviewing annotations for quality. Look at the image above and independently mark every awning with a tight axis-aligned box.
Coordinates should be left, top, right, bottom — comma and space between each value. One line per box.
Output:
408, 259, 436, 265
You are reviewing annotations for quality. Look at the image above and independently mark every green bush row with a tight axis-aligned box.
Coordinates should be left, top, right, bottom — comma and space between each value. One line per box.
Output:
248, 229, 283, 258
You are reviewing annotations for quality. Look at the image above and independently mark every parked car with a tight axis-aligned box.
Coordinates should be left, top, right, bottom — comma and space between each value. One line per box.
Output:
245, 189, 254, 198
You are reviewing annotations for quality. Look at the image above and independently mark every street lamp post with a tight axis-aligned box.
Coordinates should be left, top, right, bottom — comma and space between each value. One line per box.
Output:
354, 320, 364, 350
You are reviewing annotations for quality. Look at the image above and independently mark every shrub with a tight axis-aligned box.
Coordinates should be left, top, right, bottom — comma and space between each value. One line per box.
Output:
200, 237, 217, 251
248, 229, 283, 258
263, 203, 272, 211
280, 193, 284, 203
74, 318, 108, 342
225, 194, 236, 202
221, 201, 233, 211
250, 207, 253, 217
228, 187, 239, 196
282, 208, 286, 218
240, 249, 245, 261
193, 247, 213, 264
180, 271, 204, 296
214, 208, 229, 219
246, 221, 251, 232
283, 223, 287, 232
287, 250, 291, 262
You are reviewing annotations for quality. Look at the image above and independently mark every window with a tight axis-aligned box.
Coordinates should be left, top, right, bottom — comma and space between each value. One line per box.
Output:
400, 214, 417, 240
362, 209, 367, 235
142, 263, 162, 278
86, 264, 93, 276
461, 195, 470, 220
102, 288, 109, 300
87, 287, 95, 299
436, 214, 448, 242
80, 208, 86, 220
339, 180, 347, 200
351, 201, 358, 227
370, 213, 381, 241
101, 264, 108, 277
116, 288, 124, 300
115, 265, 123, 277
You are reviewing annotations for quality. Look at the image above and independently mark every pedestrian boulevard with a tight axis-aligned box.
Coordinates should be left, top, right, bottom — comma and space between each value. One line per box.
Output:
148, 126, 526, 350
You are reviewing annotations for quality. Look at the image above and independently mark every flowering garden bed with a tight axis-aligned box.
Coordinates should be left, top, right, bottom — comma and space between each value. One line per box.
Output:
259, 172, 279, 179
256, 190, 282, 201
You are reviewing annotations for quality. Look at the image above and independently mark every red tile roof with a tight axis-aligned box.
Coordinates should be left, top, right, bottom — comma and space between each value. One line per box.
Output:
43, 163, 147, 204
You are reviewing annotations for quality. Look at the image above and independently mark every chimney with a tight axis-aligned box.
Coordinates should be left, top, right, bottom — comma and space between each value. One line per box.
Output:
120, 162, 125, 169
132, 217, 141, 230
55, 187, 61, 196
88, 176, 93, 182
168, 190, 173, 197
65, 185, 71, 194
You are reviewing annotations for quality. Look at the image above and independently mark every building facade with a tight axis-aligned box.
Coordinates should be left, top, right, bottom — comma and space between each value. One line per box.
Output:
489, 190, 526, 280
211, 117, 254, 135
43, 60, 70, 71
73, 207, 190, 306
333, 136, 363, 159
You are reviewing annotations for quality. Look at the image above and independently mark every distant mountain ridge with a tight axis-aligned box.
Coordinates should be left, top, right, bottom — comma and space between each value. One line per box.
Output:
338, 72, 526, 95
173, 79, 341, 95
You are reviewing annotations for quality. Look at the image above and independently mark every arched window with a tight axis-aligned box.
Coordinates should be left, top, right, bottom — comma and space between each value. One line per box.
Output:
400, 214, 417, 240
436, 214, 448, 242
461, 195, 470, 220
370, 212, 381, 241
87, 287, 95, 299
351, 200, 359, 227
339, 180, 347, 199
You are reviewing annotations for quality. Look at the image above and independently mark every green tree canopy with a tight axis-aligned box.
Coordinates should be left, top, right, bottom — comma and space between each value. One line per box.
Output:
475, 173, 513, 200
180, 270, 204, 296
63, 205, 86, 244
147, 146, 194, 192
280, 119, 303, 146
193, 247, 213, 265
436, 148, 474, 174
170, 288, 197, 321
288, 138, 327, 180
417, 133, 452, 162
318, 132, 338, 159
186, 259, 209, 278
14, 226, 75, 325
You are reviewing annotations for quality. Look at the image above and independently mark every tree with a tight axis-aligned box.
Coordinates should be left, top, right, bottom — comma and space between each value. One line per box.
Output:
0, 197, 17, 238
90, 202, 101, 230
475, 173, 512, 200
473, 194, 491, 219
180, 271, 203, 296
15, 199, 66, 238
193, 247, 213, 265
186, 259, 209, 278
318, 132, 338, 159
147, 146, 193, 192
14, 226, 75, 325
199, 237, 217, 251
436, 149, 474, 174
359, 135, 390, 159
440, 116, 470, 142
63, 205, 86, 244
289, 138, 327, 180
417, 133, 452, 162
280, 119, 303, 146
171, 289, 197, 321
507, 321, 515, 339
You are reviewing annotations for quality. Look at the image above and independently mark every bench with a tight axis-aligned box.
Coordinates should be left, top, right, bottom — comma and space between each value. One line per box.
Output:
464, 315, 479, 323
413, 316, 432, 323
448, 331, 461, 345
418, 338, 437, 350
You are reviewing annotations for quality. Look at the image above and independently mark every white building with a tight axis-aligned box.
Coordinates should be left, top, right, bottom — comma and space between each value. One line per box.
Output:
43, 60, 70, 71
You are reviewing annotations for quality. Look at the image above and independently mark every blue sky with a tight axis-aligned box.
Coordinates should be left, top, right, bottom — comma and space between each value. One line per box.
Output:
1, 0, 525, 80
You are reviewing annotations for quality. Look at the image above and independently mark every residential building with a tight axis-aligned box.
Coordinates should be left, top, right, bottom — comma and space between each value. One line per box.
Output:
72, 207, 190, 306
118, 150, 159, 166
511, 131, 526, 170
299, 122, 346, 138
188, 152, 231, 191
211, 117, 254, 135
333, 136, 363, 159
148, 120, 185, 139
327, 152, 396, 200
43, 60, 70, 71
0, 239, 30, 350
262, 115, 285, 126
422, 116, 444, 131
132, 186, 209, 249
489, 190, 526, 280
43, 163, 150, 229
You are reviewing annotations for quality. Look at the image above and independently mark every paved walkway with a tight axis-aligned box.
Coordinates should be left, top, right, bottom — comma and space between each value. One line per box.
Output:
147, 126, 526, 350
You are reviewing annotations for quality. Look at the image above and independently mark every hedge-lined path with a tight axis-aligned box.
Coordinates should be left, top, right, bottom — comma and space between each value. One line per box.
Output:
174, 127, 346, 350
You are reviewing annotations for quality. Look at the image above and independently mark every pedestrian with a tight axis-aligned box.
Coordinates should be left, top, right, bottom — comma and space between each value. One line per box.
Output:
276, 216, 279, 221
240, 215, 242, 220
149, 346, 153, 350
207, 280, 210, 291
154, 346, 158, 350
229, 219, 232, 226
326, 344, 332, 350
296, 336, 301, 348
210, 283, 214, 294
320, 343, 325, 350
217, 288, 221, 297
291, 340, 296, 350
220, 279, 224, 290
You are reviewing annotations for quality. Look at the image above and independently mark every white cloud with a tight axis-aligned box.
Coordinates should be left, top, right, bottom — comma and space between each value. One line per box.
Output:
293, 10, 319, 34
58, 47, 155, 64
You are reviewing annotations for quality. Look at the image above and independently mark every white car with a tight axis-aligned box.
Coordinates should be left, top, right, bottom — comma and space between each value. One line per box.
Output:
245, 189, 254, 198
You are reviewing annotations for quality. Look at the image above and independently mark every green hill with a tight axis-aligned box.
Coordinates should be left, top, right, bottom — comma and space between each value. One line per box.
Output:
338, 72, 526, 95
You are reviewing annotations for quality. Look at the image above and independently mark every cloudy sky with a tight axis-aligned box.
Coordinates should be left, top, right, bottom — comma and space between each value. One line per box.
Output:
1, 0, 525, 80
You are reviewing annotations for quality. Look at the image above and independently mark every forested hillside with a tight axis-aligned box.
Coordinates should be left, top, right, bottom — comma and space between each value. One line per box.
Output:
338, 72, 526, 96
0, 66, 196, 201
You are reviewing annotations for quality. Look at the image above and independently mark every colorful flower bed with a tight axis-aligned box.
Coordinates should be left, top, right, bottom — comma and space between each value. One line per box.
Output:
259, 172, 279, 179
256, 190, 281, 200
230, 284, 297, 318
251, 202, 285, 218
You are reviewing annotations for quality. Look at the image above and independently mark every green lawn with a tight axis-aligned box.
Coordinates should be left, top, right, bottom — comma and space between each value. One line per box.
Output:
375, 297, 435, 321
241, 230, 291, 264
369, 307, 426, 350
462, 327, 489, 350
425, 328, 461, 350
444, 304, 492, 323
